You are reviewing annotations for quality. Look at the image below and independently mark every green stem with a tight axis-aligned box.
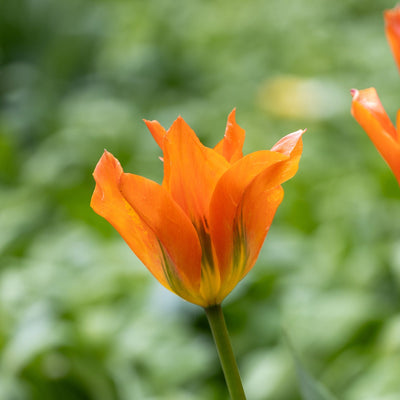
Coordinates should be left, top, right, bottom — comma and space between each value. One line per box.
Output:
204, 304, 246, 400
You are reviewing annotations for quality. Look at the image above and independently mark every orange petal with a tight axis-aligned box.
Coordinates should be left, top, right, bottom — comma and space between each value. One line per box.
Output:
209, 130, 304, 289
235, 146, 303, 278
239, 185, 284, 277
91, 151, 202, 305
91, 151, 169, 288
351, 88, 400, 184
214, 109, 245, 163
162, 116, 230, 224
385, 6, 400, 72
209, 151, 288, 275
271, 129, 305, 157
351, 88, 396, 140
119, 172, 203, 300
268, 129, 304, 184
216, 186, 284, 303
144, 119, 167, 151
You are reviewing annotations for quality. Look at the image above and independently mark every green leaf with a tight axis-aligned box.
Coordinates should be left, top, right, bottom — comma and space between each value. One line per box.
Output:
284, 333, 337, 400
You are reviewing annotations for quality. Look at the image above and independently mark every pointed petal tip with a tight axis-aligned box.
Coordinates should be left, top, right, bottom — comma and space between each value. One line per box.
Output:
101, 149, 118, 163
350, 88, 359, 98
92, 149, 122, 181
296, 128, 307, 135
102, 148, 113, 158
169, 115, 192, 134
93, 149, 111, 173
226, 108, 238, 126
143, 118, 160, 126
290, 128, 306, 144
271, 129, 305, 157
144, 119, 167, 150
143, 119, 157, 130
284, 128, 306, 141
293, 128, 306, 139
170, 115, 185, 128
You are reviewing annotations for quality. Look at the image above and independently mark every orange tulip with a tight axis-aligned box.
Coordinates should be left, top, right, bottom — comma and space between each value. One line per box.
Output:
350, 6, 400, 185
91, 110, 304, 307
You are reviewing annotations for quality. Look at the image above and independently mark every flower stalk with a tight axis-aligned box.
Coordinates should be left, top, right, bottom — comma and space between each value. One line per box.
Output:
205, 305, 246, 400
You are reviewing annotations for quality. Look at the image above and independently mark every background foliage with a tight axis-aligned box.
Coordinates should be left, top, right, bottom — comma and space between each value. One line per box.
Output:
1, 0, 400, 399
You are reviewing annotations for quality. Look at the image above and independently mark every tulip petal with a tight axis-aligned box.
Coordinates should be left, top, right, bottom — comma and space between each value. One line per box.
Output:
271, 129, 305, 157
385, 6, 400, 72
216, 186, 284, 303
162, 116, 230, 223
206, 150, 286, 303
240, 184, 284, 276
214, 109, 245, 163
210, 131, 304, 290
351, 88, 400, 183
209, 152, 287, 273
119, 172, 203, 300
91, 151, 169, 288
351, 88, 396, 140
144, 119, 167, 151
235, 147, 302, 279
91, 151, 203, 305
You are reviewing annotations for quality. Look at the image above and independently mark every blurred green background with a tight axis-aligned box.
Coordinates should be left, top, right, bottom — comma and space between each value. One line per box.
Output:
1, 0, 400, 399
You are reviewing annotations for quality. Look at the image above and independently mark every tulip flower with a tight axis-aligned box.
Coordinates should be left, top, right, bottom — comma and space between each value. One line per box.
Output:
351, 6, 400, 185
91, 110, 304, 307
91, 110, 303, 399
